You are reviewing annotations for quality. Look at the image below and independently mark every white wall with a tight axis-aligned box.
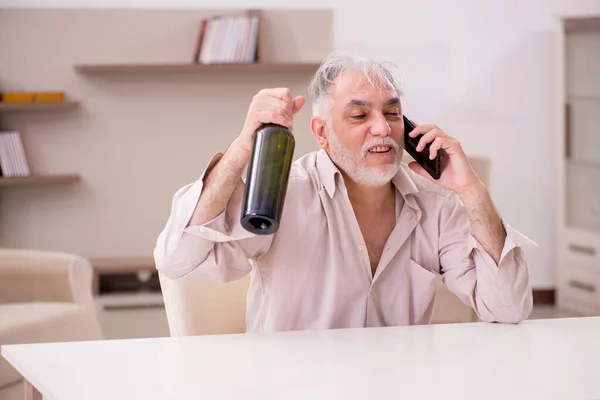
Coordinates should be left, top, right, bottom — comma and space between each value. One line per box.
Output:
2, 0, 600, 288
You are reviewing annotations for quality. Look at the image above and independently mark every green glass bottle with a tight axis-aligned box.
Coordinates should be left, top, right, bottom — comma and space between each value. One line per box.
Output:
241, 123, 295, 235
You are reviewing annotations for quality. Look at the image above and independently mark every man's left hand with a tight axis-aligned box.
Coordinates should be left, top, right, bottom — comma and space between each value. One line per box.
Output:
406, 122, 483, 197
407, 121, 508, 265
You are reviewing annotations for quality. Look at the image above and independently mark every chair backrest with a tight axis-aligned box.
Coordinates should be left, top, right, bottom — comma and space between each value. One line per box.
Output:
159, 272, 249, 337
159, 154, 493, 335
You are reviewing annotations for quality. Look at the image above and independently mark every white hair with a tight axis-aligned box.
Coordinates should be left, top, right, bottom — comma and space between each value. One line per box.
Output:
307, 51, 403, 124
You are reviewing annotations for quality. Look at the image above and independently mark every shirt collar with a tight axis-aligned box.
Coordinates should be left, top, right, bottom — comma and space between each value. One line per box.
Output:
315, 149, 421, 211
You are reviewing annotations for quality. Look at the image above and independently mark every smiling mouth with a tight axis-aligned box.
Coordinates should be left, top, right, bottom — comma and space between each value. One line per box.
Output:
368, 146, 392, 154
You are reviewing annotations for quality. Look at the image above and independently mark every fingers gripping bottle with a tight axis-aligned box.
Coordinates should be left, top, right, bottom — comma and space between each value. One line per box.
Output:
240, 123, 295, 235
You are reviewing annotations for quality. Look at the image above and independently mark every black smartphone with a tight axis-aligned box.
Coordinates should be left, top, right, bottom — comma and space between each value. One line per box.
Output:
403, 115, 441, 180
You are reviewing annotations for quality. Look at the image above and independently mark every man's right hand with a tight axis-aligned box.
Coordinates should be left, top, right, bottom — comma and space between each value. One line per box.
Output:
188, 88, 304, 227
234, 88, 306, 153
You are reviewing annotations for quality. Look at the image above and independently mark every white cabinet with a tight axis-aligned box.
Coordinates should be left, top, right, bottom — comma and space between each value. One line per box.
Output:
567, 33, 600, 97
95, 293, 170, 340
558, 17, 600, 315
566, 161, 600, 232
569, 99, 600, 165
91, 258, 171, 340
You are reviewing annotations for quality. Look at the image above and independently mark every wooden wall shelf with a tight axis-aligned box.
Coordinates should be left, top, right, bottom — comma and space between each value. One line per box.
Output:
74, 62, 321, 74
0, 101, 80, 112
564, 16, 600, 33
0, 174, 81, 187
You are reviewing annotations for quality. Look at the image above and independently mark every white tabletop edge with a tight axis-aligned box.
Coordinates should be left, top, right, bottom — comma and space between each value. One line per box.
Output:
1, 316, 597, 352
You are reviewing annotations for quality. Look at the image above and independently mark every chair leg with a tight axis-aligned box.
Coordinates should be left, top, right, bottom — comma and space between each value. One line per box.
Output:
23, 380, 42, 400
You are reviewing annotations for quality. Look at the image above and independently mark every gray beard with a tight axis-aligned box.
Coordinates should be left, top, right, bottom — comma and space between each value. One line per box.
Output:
327, 125, 402, 187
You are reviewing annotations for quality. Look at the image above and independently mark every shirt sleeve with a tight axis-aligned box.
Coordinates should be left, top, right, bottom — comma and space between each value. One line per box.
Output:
153, 152, 273, 281
438, 193, 538, 324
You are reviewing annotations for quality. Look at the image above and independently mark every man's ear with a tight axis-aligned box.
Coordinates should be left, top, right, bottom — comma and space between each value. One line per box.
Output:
311, 116, 328, 150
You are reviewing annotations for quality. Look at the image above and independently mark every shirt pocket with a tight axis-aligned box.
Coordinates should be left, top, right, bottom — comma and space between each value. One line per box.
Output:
408, 259, 443, 322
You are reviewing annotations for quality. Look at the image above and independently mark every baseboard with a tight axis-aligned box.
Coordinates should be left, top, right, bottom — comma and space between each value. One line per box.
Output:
533, 289, 555, 305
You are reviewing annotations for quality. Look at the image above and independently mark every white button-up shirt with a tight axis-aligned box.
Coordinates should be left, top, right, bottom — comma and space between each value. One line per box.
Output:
154, 149, 536, 332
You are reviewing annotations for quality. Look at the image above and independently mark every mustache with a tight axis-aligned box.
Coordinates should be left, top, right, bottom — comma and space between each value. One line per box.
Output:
361, 137, 400, 155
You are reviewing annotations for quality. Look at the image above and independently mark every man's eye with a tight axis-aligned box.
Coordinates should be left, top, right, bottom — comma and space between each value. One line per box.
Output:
351, 114, 366, 119
386, 112, 401, 119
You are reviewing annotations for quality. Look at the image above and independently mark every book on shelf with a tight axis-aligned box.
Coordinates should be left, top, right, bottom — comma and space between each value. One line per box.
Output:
0, 131, 30, 178
193, 15, 259, 64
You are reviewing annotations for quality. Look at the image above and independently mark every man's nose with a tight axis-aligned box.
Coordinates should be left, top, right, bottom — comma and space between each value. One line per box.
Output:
370, 113, 391, 136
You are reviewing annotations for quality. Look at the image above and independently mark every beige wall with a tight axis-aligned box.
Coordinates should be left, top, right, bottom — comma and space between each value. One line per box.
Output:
0, 9, 331, 258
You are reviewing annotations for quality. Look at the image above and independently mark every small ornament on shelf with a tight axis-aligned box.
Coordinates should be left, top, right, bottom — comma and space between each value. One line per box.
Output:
0, 91, 67, 103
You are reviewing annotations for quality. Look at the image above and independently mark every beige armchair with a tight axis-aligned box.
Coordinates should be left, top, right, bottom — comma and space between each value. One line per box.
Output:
159, 155, 491, 336
0, 249, 104, 400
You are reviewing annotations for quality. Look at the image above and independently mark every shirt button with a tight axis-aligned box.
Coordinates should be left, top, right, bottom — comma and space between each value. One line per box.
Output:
357, 244, 365, 251
199, 227, 206, 233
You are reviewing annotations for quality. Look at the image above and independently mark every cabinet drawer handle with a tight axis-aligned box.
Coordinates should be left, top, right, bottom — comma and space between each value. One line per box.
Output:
569, 280, 596, 293
103, 304, 164, 311
568, 244, 596, 256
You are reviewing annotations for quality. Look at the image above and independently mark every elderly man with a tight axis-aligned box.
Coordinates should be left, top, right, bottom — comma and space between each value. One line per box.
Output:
154, 52, 535, 332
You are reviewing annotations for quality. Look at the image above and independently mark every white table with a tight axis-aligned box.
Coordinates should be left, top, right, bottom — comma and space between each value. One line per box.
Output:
2, 317, 600, 400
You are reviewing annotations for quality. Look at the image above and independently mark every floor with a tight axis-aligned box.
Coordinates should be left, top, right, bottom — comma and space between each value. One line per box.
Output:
430, 286, 587, 325
528, 304, 585, 320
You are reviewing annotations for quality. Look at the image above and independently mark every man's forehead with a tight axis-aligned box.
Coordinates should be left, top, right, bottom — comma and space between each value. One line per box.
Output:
332, 70, 399, 103
333, 85, 400, 108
